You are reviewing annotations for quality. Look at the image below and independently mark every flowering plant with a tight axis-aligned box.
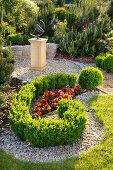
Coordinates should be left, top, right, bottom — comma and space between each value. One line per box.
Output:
34, 84, 80, 117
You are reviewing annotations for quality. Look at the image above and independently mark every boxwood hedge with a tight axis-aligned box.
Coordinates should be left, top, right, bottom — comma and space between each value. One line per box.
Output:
95, 52, 113, 73
9, 73, 87, 147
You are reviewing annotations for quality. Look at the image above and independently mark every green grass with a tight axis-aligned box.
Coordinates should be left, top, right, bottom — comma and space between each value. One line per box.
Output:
1, 94, 113, 170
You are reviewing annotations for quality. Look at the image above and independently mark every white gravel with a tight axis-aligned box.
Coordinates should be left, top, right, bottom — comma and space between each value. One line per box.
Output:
0, 90, 104, 163
0, 56, 103, 163
12, 58, 96, 82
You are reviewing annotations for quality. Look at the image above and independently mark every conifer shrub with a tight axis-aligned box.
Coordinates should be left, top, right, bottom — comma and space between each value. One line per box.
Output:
78, 67, 104, 89
0, 49, 15, 86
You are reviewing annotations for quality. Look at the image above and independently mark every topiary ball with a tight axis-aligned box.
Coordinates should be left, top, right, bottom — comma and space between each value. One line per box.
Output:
95, 53, 106, 69
78, 67, 104, 89
103, 55, 113, 73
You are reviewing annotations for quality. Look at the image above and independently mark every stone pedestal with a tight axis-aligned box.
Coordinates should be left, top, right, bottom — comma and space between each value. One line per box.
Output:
29, 38, 48, 70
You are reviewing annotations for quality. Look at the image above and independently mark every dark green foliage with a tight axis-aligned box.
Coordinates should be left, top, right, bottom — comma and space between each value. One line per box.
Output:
95, 53, 106, 69
107, 1, 113, 20
7, 34, 30, 45
23, 35, 30, 45
54, 11, 111, 57
55, 0, 65, 7
68, 74, 77, 87
78, 67, 104, 89
7, 34, 23, 45
35, 3, 55, 37
55, 73, 68, 89
0, 49, 15, 86
103, 55, 113, 73
55, 7, 66, 21
9, 73, 86, 147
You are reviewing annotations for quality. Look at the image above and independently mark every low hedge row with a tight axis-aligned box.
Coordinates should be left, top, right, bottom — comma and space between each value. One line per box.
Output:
9, 73, 88, 147
95, 52, 113, 72
7, 34, 30, 45
32, 73, 77, 96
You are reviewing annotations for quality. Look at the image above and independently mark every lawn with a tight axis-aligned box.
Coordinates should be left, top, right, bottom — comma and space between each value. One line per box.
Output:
1, 94, 113, 170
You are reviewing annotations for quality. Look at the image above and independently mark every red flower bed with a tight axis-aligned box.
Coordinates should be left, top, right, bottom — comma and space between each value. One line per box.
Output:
34, 84, 80, 117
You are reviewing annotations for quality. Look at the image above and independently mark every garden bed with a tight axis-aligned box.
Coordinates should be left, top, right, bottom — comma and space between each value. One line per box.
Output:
0, 90, 104, 163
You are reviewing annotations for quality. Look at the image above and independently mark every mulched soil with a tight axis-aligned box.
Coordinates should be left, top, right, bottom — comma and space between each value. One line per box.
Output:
55, 50, 95, 63
0, 78, 23, 132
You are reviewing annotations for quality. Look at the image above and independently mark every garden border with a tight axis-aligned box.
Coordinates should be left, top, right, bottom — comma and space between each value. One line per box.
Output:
9, 73, 87, 147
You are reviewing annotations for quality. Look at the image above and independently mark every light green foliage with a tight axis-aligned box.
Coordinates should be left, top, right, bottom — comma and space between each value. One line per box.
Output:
9, 73, 86, 147
103, 54, 113, 73
33, 73, 77, 95
78, 67, 104, 89
2, 22, 16, 38
95, 53, 106, 69
21, 0, 39, 19
2, 94, 113, 169
95, 52, 113, 73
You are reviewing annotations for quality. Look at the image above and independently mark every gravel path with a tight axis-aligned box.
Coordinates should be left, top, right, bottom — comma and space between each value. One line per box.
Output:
12, 58, 95, 82
0, 90, 104, 163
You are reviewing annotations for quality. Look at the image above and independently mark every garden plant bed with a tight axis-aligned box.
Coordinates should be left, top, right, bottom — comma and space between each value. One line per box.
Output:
0, 78, 23, 133
55, 50, 95, 63
9, 73, 89, 147
0, 90, 104, 163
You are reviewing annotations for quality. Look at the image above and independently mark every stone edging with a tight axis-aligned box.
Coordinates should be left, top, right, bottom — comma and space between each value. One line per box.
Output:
4, 43, 59, 59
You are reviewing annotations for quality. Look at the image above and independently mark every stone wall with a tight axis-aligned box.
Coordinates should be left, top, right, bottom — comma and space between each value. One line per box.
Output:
9, 43, 58, 59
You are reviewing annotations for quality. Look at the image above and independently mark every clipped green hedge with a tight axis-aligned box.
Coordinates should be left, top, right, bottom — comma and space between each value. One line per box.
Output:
78, 67, 104, 90
103, 55, 113, 73
95, 53, 106, 69
95, 52, 113, 73
32, 73, 77, 96
9, 73, 88, 147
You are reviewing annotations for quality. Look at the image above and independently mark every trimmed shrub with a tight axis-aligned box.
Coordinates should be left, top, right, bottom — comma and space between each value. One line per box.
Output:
9, 73, 88, 147
95, 53, 106, 69
23, 35, 30, 45
55, 73, 68, 89
103, 55, 113, 73
33, 73, 77, 95
95, 52, 113, 73
0, 49, 15, 86
7, 34, 23, 45
78, 67, 104, 89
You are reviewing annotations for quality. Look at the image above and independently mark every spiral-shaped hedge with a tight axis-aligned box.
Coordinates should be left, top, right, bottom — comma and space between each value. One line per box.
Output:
9, 73, 87, 147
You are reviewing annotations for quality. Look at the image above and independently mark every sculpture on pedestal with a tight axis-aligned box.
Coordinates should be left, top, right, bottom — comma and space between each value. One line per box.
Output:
30, 19, 45, 39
